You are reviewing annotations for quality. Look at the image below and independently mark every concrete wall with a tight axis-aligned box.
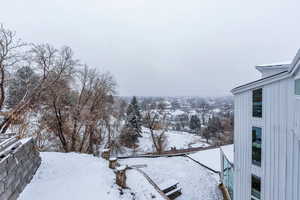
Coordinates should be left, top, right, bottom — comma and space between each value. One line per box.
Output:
0, 138, 41, 200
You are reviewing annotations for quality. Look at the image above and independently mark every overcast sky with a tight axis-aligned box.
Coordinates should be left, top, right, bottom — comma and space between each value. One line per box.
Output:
1, 0, 300, 97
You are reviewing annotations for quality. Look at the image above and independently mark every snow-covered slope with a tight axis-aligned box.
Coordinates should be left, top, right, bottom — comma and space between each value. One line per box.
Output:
135, 128, 209, 154
18, 152, 163, 200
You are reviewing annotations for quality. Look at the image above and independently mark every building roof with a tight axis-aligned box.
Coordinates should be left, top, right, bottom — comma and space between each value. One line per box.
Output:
220, 144, 234, 163
231, 70, 288, 93
231, 49, 300, 94
255, 61, 291, 67
188, 144, 234, 172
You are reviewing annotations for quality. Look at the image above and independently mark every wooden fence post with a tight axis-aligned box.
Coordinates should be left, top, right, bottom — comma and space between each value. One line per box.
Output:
109, 157, 117, 169
115, 165, 127, 188
101, 148, 110, 160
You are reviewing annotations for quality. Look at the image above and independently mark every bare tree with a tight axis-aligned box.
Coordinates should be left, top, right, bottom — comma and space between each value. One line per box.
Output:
40, 65, 116, 154
144, 108, 168, 154
75, 68, 116, 155
202, 127, 211, 144
0, 25, 75, 135
0, 24, 26, 110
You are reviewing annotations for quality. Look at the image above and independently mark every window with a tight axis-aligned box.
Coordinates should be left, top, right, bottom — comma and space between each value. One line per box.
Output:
252, 127, 262, 166
223, 156, 234, 199
251, 175, 261, 199
295, 79, 300, 95
253, 88, 262, 118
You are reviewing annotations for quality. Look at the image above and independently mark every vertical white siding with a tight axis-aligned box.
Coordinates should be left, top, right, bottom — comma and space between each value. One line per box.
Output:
234, 91, 251, 200
234, 77, 300, 200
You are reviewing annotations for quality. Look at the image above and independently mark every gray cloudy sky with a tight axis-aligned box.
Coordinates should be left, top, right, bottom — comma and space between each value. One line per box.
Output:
1, 0, 300, 96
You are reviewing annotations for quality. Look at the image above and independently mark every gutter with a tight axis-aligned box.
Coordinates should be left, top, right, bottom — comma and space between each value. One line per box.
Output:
231, 71, 289, 94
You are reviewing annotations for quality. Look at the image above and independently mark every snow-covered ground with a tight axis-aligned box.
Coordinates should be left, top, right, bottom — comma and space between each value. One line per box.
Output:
131, 128, 210, 155
120, 156, 223, 200
19, 152, 163, 200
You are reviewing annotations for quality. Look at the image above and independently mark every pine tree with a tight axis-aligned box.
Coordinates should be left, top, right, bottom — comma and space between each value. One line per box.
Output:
120, 97, 143, 147
207, 115, 223, 134
189, 115, 201, 131
126, 96, 142, 135
7, 66, 38, 109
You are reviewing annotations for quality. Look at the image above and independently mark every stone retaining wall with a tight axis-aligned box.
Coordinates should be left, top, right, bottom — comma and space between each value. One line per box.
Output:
0, 138, 41, 200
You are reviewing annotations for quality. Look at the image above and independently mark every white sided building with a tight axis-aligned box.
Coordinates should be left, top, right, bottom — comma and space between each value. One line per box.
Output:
231, 50, 300, 200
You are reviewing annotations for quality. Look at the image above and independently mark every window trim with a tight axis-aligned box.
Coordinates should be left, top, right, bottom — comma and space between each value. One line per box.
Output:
295, 78, 300, 97
252, 88, 263, 118
252, 127, 262, 167
251, 175, 261, 200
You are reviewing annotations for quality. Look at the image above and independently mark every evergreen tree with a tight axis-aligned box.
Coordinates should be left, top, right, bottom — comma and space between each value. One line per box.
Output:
7, 66, 38, 108
189, 115, 201, 131
207, 115, 223, 134
120, 97, 143, 147
119, 125, 138, 148
126, 96, 142, 137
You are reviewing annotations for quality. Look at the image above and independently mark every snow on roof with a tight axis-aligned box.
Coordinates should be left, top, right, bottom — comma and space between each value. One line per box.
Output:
256, 61, 291, 67
188, 144, 234, 172
172, 109, 185, 116
213, 108, 221, 113
189, 147, 221, 172
220, 144, 234, 163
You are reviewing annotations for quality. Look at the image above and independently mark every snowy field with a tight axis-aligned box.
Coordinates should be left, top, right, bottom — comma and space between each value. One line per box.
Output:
131, 128, 210, 154
19, 152, 164, 200
120, 156, 223, 200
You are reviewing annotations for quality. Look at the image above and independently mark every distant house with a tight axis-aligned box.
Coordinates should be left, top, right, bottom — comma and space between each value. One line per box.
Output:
231, 50, 300, 200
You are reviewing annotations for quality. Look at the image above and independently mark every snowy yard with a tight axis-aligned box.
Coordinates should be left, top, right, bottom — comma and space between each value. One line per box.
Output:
120, 156, 223, 200
132, 128, 210, 154
18, 151, 223, 200
18, 152, 163, 200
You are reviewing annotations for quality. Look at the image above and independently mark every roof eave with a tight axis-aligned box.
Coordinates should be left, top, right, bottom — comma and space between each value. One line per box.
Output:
232, 48, 300, 95
289, 49, 300, 73
231, 71, 289, 95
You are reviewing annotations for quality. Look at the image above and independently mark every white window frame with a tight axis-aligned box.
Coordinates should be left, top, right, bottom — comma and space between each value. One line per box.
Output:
295, 76, 300, 98
251, 196, 260, 200
252, 88, 263, 119
251, 175, 261, 200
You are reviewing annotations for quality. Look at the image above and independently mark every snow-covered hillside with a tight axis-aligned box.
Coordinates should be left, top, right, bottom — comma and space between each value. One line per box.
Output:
121, 128, 210, 156
138, 128, 209, 151
18, 153, 163, 200
18, 152, 222, 200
